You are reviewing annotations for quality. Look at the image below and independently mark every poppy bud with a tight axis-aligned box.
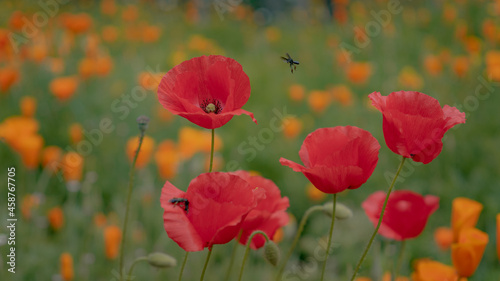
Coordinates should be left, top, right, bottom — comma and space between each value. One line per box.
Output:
264, 241, 280, 266
322, 202, 353, 220
146, 252, 177, 269
136, 115, 150, 133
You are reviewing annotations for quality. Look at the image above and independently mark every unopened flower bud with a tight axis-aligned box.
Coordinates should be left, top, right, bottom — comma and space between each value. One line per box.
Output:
136, 115, 150, 133
264, 241, 280, 266
323, 202, 353, 220
146, 252, 177, 269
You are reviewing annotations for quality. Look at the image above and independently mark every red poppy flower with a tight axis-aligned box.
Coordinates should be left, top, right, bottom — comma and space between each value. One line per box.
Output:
157, 55, 257, 129
280, 126, 380, 194
362, 190, 439, 240
369, 91, 465, 164
160, 172, 264, 251
231, 171, 289, 249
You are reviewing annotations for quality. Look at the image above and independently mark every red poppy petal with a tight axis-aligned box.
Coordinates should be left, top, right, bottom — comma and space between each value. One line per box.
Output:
368, 92, 386, 112
279, 157, 307, 172
386, 91, 443, 118
442, 105, 466, 131
160, 181, 204, 251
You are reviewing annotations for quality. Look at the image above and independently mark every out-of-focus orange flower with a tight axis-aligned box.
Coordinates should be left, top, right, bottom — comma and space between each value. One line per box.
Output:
334, 6, 348, 24
171, 50, 187, 67
20, 96, 36, 117
485, 50, 500, 82
306, 183, 326, 202
154, 140, 180, 180
382, 272, 409, 281
346, 62, 372, 84
411, 259, 458, 281
62, 152, 84, 182
273, 227, 284, 243
282, 116, 302, 139
78, 58, 94, 79
0, 117, 39, 151
101, 0, 117, 16
451, 197, 483, 242
178, 127, 222, 160
424, 55, 443, 76
454, 21, 468, 41
434, 227, 454, 250
265, 26, 281, 43
497, 214, 500, 261
69, 123, 83, 144
94, 56, 113, 77
60, 252, 74, 281
143, 25, 161, 43
398, 66, 423, 90
288, 84, 305, 102
49, 58, 65, 74
452, 228, 488, 277
307, 90, 331, 113
104, 225, 122, 259
48, 207, 64, 230
94, 213, 107, 228
84, 34, 100, 57
122, 5, 138, 22
42, 146, 63, 173
463, 36, 481, 55
50, 76, 79, 101
30, 43, 48, 63
101, 25, 119, 43
442, 3, 457, 23
9, 11, 24, 31
482, 19, 496, 43
157, 105, 174, 122
21, 194, 40, 220
354, 278, 372, 281
0, 67, 19, 93
126, 135, 155, 169
61, 13, 93, 34
452, 56, 469, 78
331, 85, 353, 106
138, 72, 164, 91
17, 134, 44, 169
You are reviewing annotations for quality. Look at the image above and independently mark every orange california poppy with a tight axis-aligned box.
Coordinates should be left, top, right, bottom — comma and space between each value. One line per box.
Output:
104, 225, 122, 259
100, 0, 117, 16
346, 62, 372, 84
434, 227, 454, 251
142, 25, 161, 43
411, 259, 459, 281
330, 85, 354, 106
60, 252, 74, 281
50, 76, 79, 101
101, 25, 119, 43
452, 56, 469, 78
0, 67, 19, 93
62, 152, 84, 182
126, 135, 155, 169
20, 96, 36, 117
42, 146, 63, 173
307, 90, 331, 113
423, 55, 443, 76
451, 197, 483, 242
485, 50, 500, 82
61, 13, 93, 35
69, 123, 83, 144
306, 183, 327, 202
48, 207, 64, 230
78, 58, 94, 79
17, 134, 44, 169
121, 5, 138, 22
288, 84, 305, 102
154, 140, 180, 180
138, 72, 164, 91
451, 227, 488, 277
398, 66, 424, 90
9, 11, 24, 31
94, 55, 113, 77
282, 116, 303, 139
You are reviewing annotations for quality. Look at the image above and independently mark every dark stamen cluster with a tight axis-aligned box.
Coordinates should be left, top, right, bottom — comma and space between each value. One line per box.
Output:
200, 99, 223, 114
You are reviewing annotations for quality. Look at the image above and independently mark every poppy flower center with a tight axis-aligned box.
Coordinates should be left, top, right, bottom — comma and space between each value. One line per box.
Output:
200, 99, 223, 114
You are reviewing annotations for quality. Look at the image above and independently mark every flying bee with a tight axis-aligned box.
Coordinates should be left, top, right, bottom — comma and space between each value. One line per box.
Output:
169, 198, 189, 213
281, 53, 300, 73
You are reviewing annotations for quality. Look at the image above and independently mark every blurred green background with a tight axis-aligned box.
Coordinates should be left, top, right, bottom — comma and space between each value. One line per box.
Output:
1, 0, 499, 280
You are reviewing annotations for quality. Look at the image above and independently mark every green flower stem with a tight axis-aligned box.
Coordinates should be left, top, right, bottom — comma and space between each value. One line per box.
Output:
393, 240, 406, 281
119, 132, 145, 281
350, 156, 407, 281
224, 231, 243, 281
238, 231, 270, 281
178, 252, 189, 281
209, 128, 215, 173
276, 205, 323, 280
320, 194, 337, 281
200, 248, 214, 281
126, 256, 148, 281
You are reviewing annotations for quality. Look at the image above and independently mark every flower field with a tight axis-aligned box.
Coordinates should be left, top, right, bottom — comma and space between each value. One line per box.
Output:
1, 0, 500, 280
